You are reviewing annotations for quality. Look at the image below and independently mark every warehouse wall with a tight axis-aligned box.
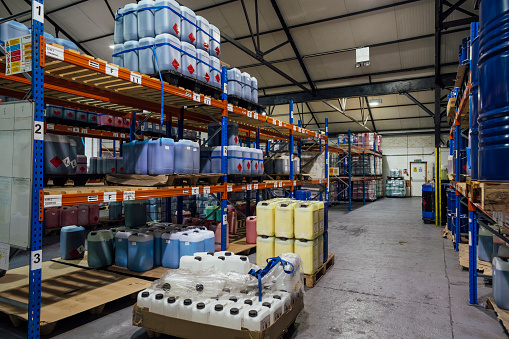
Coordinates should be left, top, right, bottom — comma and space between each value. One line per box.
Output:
381, 134, 449, 192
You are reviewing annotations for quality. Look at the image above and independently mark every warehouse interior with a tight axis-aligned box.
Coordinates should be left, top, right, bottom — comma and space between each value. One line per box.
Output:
1, 0, 509, 338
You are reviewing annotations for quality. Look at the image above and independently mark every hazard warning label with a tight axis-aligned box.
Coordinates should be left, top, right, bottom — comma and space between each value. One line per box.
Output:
6, 35, 32, 75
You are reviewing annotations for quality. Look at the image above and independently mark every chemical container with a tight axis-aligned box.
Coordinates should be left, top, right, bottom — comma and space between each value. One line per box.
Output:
179, 232, 205, 257
114, 8, 124, 44
134, 140, 150, 175
493, 257, 509, 310
155, 33, 181, 72
154, 0, 181, 38
181, 41, 197, 78
44, 134, 71, 175
179, 298, 195, 321
192, 300, 213, 324
146, 228, 165, 266
201, 255, 225, 272
256, 236, 275, 266
98, 114, 114, 128
103, 156, 117, 174
180, 6, 196, 46
76, 111, 88, 125
251, 77, 258, 103
116, 157, 124, 174
256, 200, 278, 236
123, 3, 138, 42
122, 141, 135, 174
112, 44, 124, 67
139, 37, 156, 75
88, 204, 100, 225
295, 189, 311, 201
0, 21, 29, 43
68, 139, 77, 175
243, 307, 271, 331
45, 207, 60, 229
246, 216, 257, 244
46, 106, 64, 119
197, 49, 211, 83
149, 293, 166, 315
200, 230, 215, 253
293, 156, 301, 174
137, 289, 154, 308
225, 255, 250, 274
87, 230, 114, 267
76, 205, 89, 226
208, 121, 239, 146
60, 206, 78, 227
195, 16, 210, 53
109, 201, 123, 220
88, 112, 98, 126
200, 147, 212, 173
317, 234, 324, 263
62, 107, 76, 122
260, 298, 283, 324
123, 40, 139, 72
241, 72, 252, 101
211, 221, 229, 251
89, 157, 97, 174
252, 149, 262, 174
227, 68, 242, 97
275, 238, 294, 257
315, 201, 325, 234
210, 24, 221, 58
174, 139, 194, 174
192, 142, 200, 174
275, 202, 296, 238
274, 156, 290, 174
478, 226, 493, 262
138, 0, 155, 39
128, 233, 154, 272
60, 226, 86, 260
228, 209, 237, 235
115, 231, 132, 267
164, 296, 179, 317
125, 200, 146, 227
478, 1, 509, 181
228, 146, 243, 174
210, 56, 221, 88
180, 255, 203, 271
294, 238, 318, 274
148, 138, 174, 175
294, 202, 319, 240
161, 231, 182, 268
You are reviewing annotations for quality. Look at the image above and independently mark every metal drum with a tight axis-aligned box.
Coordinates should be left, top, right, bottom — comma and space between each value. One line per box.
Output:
478, 0, 509, 181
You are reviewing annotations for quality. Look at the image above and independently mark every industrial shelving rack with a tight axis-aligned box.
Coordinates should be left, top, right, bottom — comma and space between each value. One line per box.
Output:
327, 130, 383, 211
0, 3, 329, 336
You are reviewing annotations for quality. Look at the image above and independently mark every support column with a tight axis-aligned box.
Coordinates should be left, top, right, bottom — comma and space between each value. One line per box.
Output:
348, 129, 352, 211
220, 66, 228, 250
468, 201, 478, 305
256, 128, 260, 204
289, 100, 294, 198
177, 107, 185, 223
324, 118, 329, 263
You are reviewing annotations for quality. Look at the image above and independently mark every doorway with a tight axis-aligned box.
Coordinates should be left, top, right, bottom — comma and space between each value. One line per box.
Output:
410, 162, 427, 197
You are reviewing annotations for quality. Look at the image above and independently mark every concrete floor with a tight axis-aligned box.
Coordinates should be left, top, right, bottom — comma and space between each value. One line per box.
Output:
2, 197, 507, 338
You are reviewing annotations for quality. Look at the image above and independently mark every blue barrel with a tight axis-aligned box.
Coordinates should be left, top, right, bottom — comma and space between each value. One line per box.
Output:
137, 0, 155, 39
181, 6, 196, 46
115, 231, 132, 267
155, 33, 181, 72
128, 233, 154, 272
161, 232, 181, 268
123, 3, 138, 42
139, 37, 156, 75
123, 40, 139, 72
478, 0, 509, 181
60, 226, 86, 260
181, 41, 197, 78
112, 44, 124, 67
114, 8, 124, 44
174, 139, 194, 174
134, 139, 150, 175
148, 138, 175, 174
155, 0, 181, 38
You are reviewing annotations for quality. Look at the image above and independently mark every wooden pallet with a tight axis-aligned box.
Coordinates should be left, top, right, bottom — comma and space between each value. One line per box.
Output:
265, 174, 310, 181
471, 182, 509, 213
228, 237, 257, 256
486, 297, 509, 333
458, 243, 492, 275
304, 254, 335, 288
442, 228, 454, 241
0, 261, 150, 335
227, 174, 264, 184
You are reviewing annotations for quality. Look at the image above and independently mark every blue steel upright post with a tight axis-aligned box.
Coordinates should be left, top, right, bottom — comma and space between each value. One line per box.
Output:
348, 129, 352, 211
297, 120, 302, 190
468, 200, 478, 304
455, 123, 461, 251
289, 100, 294, 198
30, 1, 44, 337
220, 66, 228, 250
177, 107, 184, 223
166, 120, 171, 222
324, 118, 329, 263
246, 134, 251, 216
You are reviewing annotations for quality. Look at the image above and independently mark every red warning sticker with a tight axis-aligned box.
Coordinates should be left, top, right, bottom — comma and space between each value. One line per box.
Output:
187, 64, 195, 74
189, 33, 195, 43
205, 73, 210, 82
215, 74, 220, 82
204, 42, 209, 49
54, 109, 60, 116
237, 163, 242, 171
255, 163, 258, 170
215, 46, 220, 56
173, 23, 180, 35
80, 166, 86, 172
50, 156, 63, 168
247, 162, 251, 169
67, 112, 73, 118
111, 167, 115, 173
80, 114, 85, 120
234, 136, 238, 144
120, 167, 124, 173
172, 59, 180, 70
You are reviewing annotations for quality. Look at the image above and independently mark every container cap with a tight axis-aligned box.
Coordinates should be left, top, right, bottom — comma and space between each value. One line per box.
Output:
184, 299, 192, 306
155, 293, 164, 300
230, 308, 239, 315
194, 256, 202, 261
229, 297, 238, 302
273, 295, 281, 300
222, 288, 231, 293
197, 302, 206, 309
225, 252, 232, 256
196, 284, 204, 291
214, 304, 223, 311
240, 256, 247, 261
218, 256, 225, 261
141, 291, 150, 298
249, 310, 258, 317
207, 252, 214, 256
162, 283, 171, 291
240, 289, 249, 294
262, 302, 271, 308
244, 300, 253, 305
167, 297, 176, 303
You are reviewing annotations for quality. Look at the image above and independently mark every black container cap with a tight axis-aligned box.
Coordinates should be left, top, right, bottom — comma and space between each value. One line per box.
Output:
167, 297, 176, 304
279, 289, 288, 292
194, 256, 202, 261
225, 252, 232, 256
223, 288, 231, 293
155, 293, 164, 300
184, 299, 192, 305
230, 308, 239, 315
244, 300, 253, 305
207, 252, 214, 256
264, 286, 272, 290
214, 304, 223, 311
141, 292, 150, 298
197, 302, 206, 309
240, 256, 247, 261
91, 231, 97, 235
196, 284, 204, 291
229, 297, 238, 302
273, 295, 281, 300
249, 310, 258, 317
240, 289, 249, 294
262, 302, 271, 308
162, 283, 171, 291
218, 256, 225, 261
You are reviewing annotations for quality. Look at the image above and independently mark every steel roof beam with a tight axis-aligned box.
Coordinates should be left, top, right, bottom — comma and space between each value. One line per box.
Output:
326, 115, 450, 125
194, 0, 238, 12
364, 97, 377, 133
270, 0, 316, 92
442, 0, 477, 17
401, 92, 434, 117
442, 16, 478, 28
305, 102, 320, 128
442, 0, 467, 19
259, 73, 457, 105
104, 0, 115, 19
1, 0, 12, 15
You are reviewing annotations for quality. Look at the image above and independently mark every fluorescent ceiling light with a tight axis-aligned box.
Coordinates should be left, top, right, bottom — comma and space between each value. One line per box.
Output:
109, 45, 115, 49
369, 99, 382, 106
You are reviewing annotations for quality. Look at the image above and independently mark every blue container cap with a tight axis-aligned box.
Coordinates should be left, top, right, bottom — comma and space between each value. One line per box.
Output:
139, 37, 155, 47
115, 7, 124, 17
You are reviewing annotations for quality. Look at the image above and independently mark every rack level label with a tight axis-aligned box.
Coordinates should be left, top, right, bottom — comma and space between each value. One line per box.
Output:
31, 249, 42, 271
106, 64, 119, 78
227, 185, 233, 192
123, 191, 135, 201
203, 186, 211, 194
227, 104, 233, 112
192, 187, 200, 195
204, 96, 211, 105
88, 60, 100, 69
130, 72, 142, 84
104, 192, 117, 202
46, 44, 64, 61
33, 121, 43, 140
44, 195, 62, 207
88, 195, 99, 202
32, 3, 44, 23
254, 184, 258, 190
254, 112, 258, 120
193, 93, 201, 102
247, 184, 252, 190
247, 111, 253, 118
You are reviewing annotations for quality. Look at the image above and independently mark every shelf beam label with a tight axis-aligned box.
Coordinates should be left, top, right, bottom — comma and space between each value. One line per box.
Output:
123, 191, 135, 201
130, 72, 142, 85
44, 195, 62, 208
204, 186, 211, 194
46, 44, 64, 61
106, 64, 118, 78
247, 184, 252, 190
254, 112, 258, 120
227, 104, 233, 112
33, 121, 43, 140
254, 184, 258, 190
192, 187, 200, 195
32, 3, 44, 23
227, 185, 233, 192
193, 93, 201, 103
204, 96, 211, 105
104, 192, 117, 202
88, 195, 99, 202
